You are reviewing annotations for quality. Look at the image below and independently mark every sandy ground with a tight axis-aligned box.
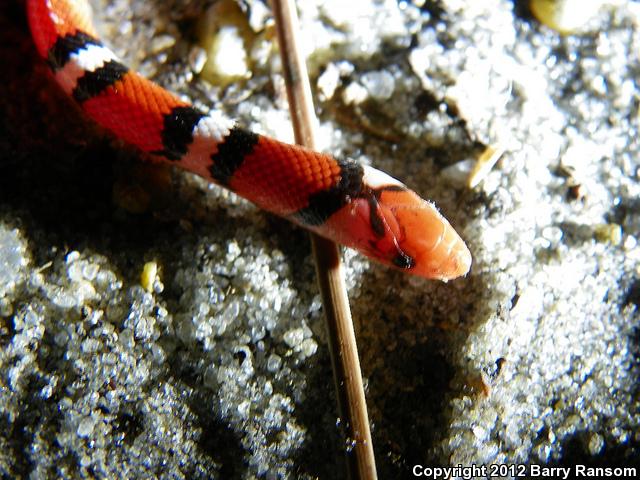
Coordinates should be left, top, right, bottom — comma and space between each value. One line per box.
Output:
1, 0, 638, 478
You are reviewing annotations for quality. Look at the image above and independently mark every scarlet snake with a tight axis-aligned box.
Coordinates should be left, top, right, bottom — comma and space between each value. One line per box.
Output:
26, 0, 471, 281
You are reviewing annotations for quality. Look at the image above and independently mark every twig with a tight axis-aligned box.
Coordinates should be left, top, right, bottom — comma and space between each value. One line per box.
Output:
270, 1, 378, 478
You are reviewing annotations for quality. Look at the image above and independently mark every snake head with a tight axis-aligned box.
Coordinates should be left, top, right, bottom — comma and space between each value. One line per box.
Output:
321, 171, 471, 281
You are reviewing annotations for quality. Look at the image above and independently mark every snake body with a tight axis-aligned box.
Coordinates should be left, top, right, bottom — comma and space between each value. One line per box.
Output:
27, 0, 471, 280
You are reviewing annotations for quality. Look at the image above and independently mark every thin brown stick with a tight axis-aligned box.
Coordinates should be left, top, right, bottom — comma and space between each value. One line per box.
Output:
270, 1, 378, 478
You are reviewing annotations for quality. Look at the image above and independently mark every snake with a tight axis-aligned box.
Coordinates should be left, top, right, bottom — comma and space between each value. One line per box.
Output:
26, 0, 471, 281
